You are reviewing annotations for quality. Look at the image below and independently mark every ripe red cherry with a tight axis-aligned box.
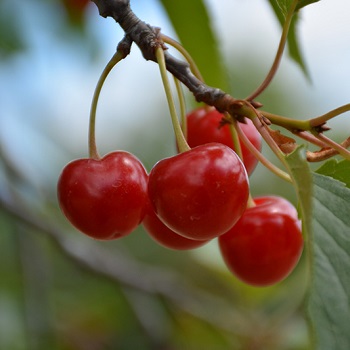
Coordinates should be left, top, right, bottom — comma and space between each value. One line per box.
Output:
218, 196, 303, 287
148, 143, 249, 241
143, 202, 210, 250
186, 107, 262, 175
57, 151, 148, 240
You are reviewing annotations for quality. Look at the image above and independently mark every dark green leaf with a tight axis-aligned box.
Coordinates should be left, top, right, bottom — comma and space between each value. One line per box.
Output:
158, 0, 228, 90
315, 159, 350, 189
307, 173, 350, 350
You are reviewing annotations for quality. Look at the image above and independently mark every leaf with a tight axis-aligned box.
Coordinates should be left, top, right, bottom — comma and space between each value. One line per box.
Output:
158, 0, 228, 90
285, 149, 350, 349
307, 173, 350, 350
315, 159, 350, 189
284, 145, 313, 237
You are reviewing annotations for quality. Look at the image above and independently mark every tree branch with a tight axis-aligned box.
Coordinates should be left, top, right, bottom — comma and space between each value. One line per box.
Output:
91, 0, 234, 112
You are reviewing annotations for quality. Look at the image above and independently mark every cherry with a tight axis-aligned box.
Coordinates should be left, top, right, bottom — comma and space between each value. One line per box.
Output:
218, 196, 303, 287
57, 151, 148, 240
186, 107, 262, 175
143, 202, 210, 250
148, 143, 249, 241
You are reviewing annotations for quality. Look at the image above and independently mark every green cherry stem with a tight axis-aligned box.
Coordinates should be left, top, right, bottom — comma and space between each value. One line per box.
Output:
228, 116, 243, 159
174, 77, 188, 140
309, 103, 350, 128
261, 111, 310, 132
89, 50, 124, 160
246, 0, 299, 101
227, 120, 256, 208
161, 34, 204, 82
232, 100, 293, 181
156, 47, 191, 153
234, 119, 292, 183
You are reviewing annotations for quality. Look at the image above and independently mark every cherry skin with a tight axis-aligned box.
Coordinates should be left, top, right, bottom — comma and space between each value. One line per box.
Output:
218, 196, 304, 287
143, 202, 210, 250
148, 143, 249, 241
57, 151, 148, 240
186, 107, 262, 175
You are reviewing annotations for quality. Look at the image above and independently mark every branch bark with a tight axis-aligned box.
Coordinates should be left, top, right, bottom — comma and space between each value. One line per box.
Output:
91, 0, 235, 113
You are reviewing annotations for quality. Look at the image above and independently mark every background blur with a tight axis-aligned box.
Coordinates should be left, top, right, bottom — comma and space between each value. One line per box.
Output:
1, 0, 349, 349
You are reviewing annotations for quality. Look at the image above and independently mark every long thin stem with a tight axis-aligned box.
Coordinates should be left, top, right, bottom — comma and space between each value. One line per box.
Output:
89, 50, 124, 159
173, 77, 188, 140
309, 103, 350, 127
234, 120, 292, 183
293, 131, 328, 148
228, 121, 256, 208
161, 34, 204, 82
246, 0, 299, 101
261, 111, 310, 131
233, 100, 291, 170
156, 47, 190, 153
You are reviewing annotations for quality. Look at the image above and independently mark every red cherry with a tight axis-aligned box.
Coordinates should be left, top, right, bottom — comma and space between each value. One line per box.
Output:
186, 107, 262, 175
218, 196, 304, 287
57, 151, 148, 240
148, 143, 249, 241
143, 202, 210, 250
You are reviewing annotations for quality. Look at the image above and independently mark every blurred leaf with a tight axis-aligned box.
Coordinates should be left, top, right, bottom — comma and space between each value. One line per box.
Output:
315, 159, 350, 188
0, 4, 26, 58
284, 145, 313, 233
267, 0, 320, 76
307, 173, 350, 350
158, 0, 228, 90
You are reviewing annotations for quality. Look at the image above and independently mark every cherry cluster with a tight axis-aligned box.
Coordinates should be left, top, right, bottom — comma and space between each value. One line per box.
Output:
58, 107, 303, 287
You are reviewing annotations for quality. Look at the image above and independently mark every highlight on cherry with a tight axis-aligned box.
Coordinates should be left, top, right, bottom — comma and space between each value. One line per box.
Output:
57, 0, 350, 288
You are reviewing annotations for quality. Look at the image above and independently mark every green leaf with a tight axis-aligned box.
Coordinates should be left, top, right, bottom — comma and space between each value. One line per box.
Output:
284, 146, 313, 237
284, 149, 350, 349
315, 159, 350, 189
307, 173, 350, 349
158, 0, 228, 90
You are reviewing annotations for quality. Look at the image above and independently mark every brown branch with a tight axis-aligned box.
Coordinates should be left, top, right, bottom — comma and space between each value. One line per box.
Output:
306, 136, 350, 162
92, 0, 234, 112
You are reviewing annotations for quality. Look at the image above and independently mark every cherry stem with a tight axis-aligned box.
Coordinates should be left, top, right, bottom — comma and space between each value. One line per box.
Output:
233, 100, 292, 168
309, 103, 350, 127
89, 50, 124, 160
156, 47, 190, 153
228, 116, 243, 159
233, 119, 292, 183
161, 34, 205, 83
293, 131, 328, 148
174, 77, 188, 140
245, 0, 299, 101
261, 111, 310, 132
